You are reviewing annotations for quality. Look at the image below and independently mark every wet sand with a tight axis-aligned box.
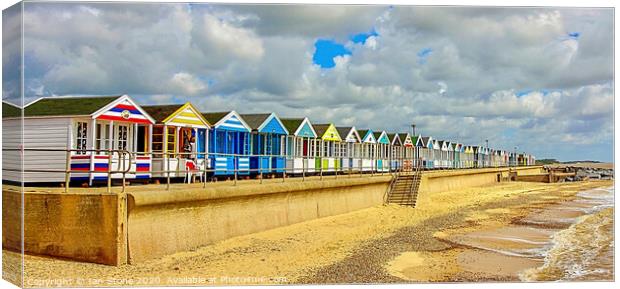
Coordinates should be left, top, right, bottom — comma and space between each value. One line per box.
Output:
300, 180, 613, 283
382, 185, 614, 282
3, 180, 613, 286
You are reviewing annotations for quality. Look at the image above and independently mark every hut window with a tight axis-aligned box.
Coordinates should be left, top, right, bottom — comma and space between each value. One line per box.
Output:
295, 138, 303, 157
117, 125, 129, 151
346, 143, 351, 158
95, 123, 110, 153
226, 132, 234, 154
265, 134, 273, 155
152, 126, 164, 157
166, 127, 176, 156
76, 122, 88, 155
279, 135, 286, 156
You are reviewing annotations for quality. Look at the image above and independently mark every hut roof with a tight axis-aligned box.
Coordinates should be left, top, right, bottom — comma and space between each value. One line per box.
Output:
2, 101, 21, 118
280, 118, 304, 133
421, 136, 431, 146
336, 127, 353, 138
201, 111, 231, 125
397, 133, 410, 140
22, 95, 120, 117
357, 129, 370, 138
313, 124, 332, 136
239, 113, 272, 130
411, 135, 420, 144
142, 104, 184, 123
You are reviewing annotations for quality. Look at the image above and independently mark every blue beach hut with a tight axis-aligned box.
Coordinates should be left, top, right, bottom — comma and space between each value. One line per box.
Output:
240, 113, 289, 174
202, 111, 252, 176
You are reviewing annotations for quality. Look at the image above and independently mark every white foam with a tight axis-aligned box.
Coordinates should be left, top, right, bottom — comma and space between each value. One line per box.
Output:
471, 235, 550, 245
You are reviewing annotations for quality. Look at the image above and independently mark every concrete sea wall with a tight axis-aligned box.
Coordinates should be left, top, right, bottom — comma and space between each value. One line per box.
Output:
2, 166, 544, 265
126, 176, 391, 263
2, 189, 127, 265
419, 166, 543, 195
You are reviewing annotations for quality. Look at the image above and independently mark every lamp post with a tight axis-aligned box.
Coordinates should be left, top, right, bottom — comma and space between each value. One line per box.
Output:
485, 139, 489, 167
411, 123, 416, 167
513, 146, 518, 167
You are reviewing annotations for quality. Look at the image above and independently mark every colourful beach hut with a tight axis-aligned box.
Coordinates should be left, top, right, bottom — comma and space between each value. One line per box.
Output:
435, 140, 445, 169
418, 136, 434, 169
313, 124, 342, 172
387, 133, 403, 171
497, 150, 505, 167
446, 141, 454, 168
432, 139, 442, 169
469, 146, 476, 168
460, 144, 466, 168
2, 95, 155, 184
282, 117, 318, 174
398, 133, 414, 171
373, 130, 391, 172
240, 113, 289, 175
142, 102, 210, 178
453, 143, 462, 169
357, 129, 377, 172
474, 146, 488, 168
399, 133, 413, 147
462, 145, 470, 168
411, 135, 423, 168
202, 111, 251, 176
336, 126, 362, 172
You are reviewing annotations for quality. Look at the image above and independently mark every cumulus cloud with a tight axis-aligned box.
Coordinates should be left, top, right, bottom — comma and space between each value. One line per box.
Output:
169, 72, 207, 95
2, 3, 613, 161
191, 12, 265, 66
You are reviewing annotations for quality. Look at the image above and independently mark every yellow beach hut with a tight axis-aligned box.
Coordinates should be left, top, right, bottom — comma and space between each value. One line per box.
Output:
142, 102, 211, 179
313, 123, 342, 172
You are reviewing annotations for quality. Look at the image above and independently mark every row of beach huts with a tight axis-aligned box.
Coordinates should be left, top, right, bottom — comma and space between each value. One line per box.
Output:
2, 95, 535, 185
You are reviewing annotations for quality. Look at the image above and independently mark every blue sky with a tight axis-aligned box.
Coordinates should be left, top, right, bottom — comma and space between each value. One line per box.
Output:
2, 4, 614, 162
313, 39, 351, 68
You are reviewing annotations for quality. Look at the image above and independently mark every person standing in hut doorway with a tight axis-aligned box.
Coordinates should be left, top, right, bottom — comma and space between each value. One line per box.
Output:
188, 136, 196, 161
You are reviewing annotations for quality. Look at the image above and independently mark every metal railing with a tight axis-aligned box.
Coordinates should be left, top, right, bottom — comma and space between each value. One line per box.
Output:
2, 147, 532, 193
3, 148, 133, 193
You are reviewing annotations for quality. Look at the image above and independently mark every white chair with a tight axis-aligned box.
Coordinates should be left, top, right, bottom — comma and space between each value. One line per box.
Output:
184, 159, 205, 183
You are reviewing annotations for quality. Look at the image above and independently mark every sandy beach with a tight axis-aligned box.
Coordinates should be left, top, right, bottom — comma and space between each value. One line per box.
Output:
3, 180, 613, 286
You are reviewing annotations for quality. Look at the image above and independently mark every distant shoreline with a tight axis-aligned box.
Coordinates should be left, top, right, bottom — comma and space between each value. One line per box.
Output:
546, 162, 613, 169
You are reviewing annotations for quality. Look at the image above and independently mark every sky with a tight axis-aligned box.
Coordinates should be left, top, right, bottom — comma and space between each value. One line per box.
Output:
1, 3, 614, 162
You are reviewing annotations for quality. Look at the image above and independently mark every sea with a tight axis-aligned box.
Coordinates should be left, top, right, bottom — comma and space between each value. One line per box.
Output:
519, 186, 614, 281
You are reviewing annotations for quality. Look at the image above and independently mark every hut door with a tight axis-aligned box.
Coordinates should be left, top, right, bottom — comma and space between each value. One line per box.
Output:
196, 129, 206, 159
136, 126, 146, 154
178, 128, 193, 158
302, 139, 309, 157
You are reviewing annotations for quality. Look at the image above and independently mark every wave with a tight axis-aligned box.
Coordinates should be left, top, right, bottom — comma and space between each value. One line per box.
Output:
519, 206, 614, 281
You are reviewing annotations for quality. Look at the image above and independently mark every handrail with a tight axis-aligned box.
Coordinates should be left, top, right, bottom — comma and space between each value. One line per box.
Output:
2, 147, 532, 193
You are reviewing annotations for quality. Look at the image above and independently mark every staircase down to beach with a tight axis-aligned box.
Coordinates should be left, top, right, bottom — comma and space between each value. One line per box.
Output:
385, 162, 423, 207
